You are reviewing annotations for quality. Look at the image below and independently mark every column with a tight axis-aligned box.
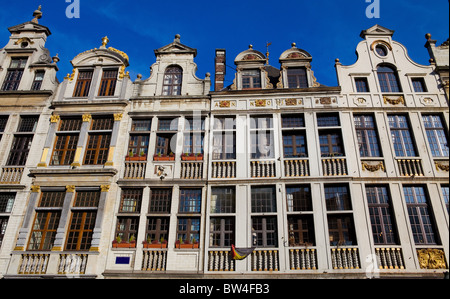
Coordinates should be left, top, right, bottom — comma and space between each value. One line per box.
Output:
71, 114, 91, 167
90, 185, 110, 252
38, 115, 59, 167
105, 113, 122, 166
14, 185, 40, 251
52, 186, 75, 251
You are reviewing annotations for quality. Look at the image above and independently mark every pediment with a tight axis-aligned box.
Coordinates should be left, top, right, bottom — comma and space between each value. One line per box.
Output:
154, 36, 197, 57
8, 21, 51, 36
360, 24, 394, 38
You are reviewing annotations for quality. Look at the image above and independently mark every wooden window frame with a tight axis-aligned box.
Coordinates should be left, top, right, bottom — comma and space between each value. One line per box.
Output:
31, 71, 45, 91
162, 66, 182, 96
242, 69, 261, 90
287, 67, 308, 89
319, 130, 344, 157
377, 65, 402, 93
252, 216, 278, 247
119, 189, 142, 213
209, 217, 235, 248
327, 214, 357, 246
146, 217, 170, 243
1, 57, 28, 91
286, 185, 312, 212
98, 69, 118, 97
355, 77, 369, 92
73, 70, 94, 97
210, 187, 236, 214
176, 217, 200, 244
287, 215, 315, 246
282, 132, 307, 158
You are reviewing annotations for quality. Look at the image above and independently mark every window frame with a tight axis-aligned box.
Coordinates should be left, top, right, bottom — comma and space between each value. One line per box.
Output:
377, 65, 402, 93
422, 114, 449, 157
162, 66, 183, 96
354, 114, 382, 157
388, 114, 417, 157
98, 69, 118, 97
1, 57, 28, 91
73, 69, 94, 98
241, 69, 261, 90
286, 67, 308, 89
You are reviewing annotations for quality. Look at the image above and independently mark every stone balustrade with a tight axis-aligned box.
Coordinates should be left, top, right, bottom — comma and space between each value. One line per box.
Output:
0, 167, 24, 184
251, 161, 276, 178
180, 161, 203, 179
284, 159, 309, 177
251, 249, 279, 271
142, 249, 167, 271
123, 161, 146, 179
289, 248, 317, 270
211, 161, 236, 179
322, 158, 347, 176
207, 250, 235, 271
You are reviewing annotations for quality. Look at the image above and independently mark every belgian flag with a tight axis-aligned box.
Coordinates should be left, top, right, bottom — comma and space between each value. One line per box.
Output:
231, 244, 255, 260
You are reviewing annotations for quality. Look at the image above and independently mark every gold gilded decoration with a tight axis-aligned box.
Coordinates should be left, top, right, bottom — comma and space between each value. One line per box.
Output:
255, 99, 267, 107
317, 97, 334, 105
285, 98, 298, 106
108, 47, 129, 62
383, 96, 405, 105
118, 65, 126, 79
82, 114, 92, 122
31, 185, 40, 193
65, 69, 76, 82
435, 161, 449, 172
362, 161, 385, 172
15, 37, 34, 45
101, 185, 110, 192
220, 100, 231, 108
66, 185, 76, 193
417, 249, 447, 269
113, 113, 123, 121
101, 36, 110, 47
370, 40, 393, 51
50, 115, 60, 123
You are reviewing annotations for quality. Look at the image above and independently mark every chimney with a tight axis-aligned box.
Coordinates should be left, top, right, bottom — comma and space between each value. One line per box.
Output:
214, 49, 226, 91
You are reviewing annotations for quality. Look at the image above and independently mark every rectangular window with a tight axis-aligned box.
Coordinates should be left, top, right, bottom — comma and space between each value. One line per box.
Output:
282, 114, 304, 128
149, 189, 172, 213
0, 116, 7, 143
18, 116, 39, 132
283, 132, 307, 158
158, 118, 178, 131
212, 116, 236, 160
98, 69, 118, 96
209, 217, 235, 248
403, 186, 438, 245
251, 186, 276, 213
317, 113, 340, 127
0, 193, 15, 247
366, 186, 398, 245
325, 184, 352, 211
83, 116, 113, 165
115, 217, 139, 243
210, 187, 235, 213
0, 217, 8, 247
127, 135, 149, 159
131, 119, 152, 132
355, 77, 369, 92
250, 131, 274, 159
65, 211, 97, 251
242, 69, 261, 89
442, 185, 449, 215
177, 217, 200, 244
422, 114, 449, 157
119, 189, 142, 213
73, 70, 93, 97
354, 114, 381, 157
412, 78, 427, 92
31, 71, 45, 91
252, 216, 277, 247
146, 217, 170, 243
2, 57, 27, 91
388, 115, 416, 157
183, 118, 205, 155
286, 185, 311, 212
327, 215, 357, 246
319, 130, 344, 157
51, 134, 79, 165
6, 135, 33, 166
179, 189, 202, 213
287, 67, 308, 88
287, 215, 315, 246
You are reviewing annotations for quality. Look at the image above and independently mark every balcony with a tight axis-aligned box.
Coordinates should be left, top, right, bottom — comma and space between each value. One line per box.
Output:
284, 159, 309, 177
207, 250, 235, 271
180, 161, 203, 179
0, 167, 24, 184
141, 249, 167, 271
17, 252, 89, 276
123, 161, 146, 179
321, 158, 347, 176
251, 249, 279, 271
375, 247, 405, 269
18, 253, 50, 275
211, 161, 236, 179
288, 247, 317, 270
330, 247, 360, 270
250, 161, 276, 178
396, 159, 424, 177
58, 253, 89, 275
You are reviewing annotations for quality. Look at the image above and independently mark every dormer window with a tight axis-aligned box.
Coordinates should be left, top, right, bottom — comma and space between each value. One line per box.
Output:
98, 69, 118, 96
163, 66, 182, 96
287, 67, 308, 88
242, 69, 261, 89
31, 71, 45, 91
1, 57, 28, 91
73, 70, 93, 97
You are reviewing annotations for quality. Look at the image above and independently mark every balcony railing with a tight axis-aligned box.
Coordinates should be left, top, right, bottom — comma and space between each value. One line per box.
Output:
180, 161, 203, 179
123, 161, 146, 179
289, 248, 317, 270
397, 159, 424, 177
18, 253, 50, 275
322, 158, 347, 176
207, 250, 235, 271
58, 253, 88, 275
251, 249, 279, 271
251, 161, 276, 178
211, 161, 236, 179
375, 247, 405, 269
284, 159, 309, 177
330, 247, 360, 270
141, 249, 167, 271
0, 167, 24, 184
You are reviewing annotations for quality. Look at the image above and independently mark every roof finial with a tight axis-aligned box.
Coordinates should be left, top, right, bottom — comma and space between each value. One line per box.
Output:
174, 34, 181, 43
265, 42, 272, 65
31, 5, 43, 24
101, 36, 110, 48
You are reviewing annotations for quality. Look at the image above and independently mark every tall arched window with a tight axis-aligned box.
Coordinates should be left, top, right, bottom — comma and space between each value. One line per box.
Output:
377, 65, 401, 93
163, 66, 182, 96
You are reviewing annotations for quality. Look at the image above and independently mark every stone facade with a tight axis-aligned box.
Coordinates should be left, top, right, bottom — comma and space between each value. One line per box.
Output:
0, 9, 448, 279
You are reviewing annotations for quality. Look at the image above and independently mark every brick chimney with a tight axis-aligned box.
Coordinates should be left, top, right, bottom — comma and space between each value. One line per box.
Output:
214, 49, 226, 91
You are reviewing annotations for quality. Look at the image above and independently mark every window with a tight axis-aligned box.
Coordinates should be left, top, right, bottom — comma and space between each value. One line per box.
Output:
155, 118, 177, 156
210, 217, 235, 248
211, 187, 235, 213
283, 132, 307, 158
115, 217, 139, 243
73, 70, 93, 97
287, 215, 315, 246
31, 71, 45, 91
327, 215, 356, 246
422, 115, 449, 157
0, 193, 15, 247
250, 116, 274, 159
325, 184, 352, 211
317, 113, 340, 127
158, 118, 178, 131
98, 69, 118, 96
242, 69, 261, 89
119, 189, 142, 213
388, 115, 416, 157
127, 135, 149, 159
377, 65, 401, 93
375, 45, 388, 57
83, 116, 113, 165
319, 130, 344, 157
131, 119, 152, 132
65, 190, 100, 251
442, 185, 449, 215
179, 189, 202, 213
6, 135, 33, 166
28, 191, 65, 251
163, 66, 182, 96
252, 216, 277, 247
282, 114, 304, 128
183, 118, 205, 155
2, 57, 27, 91
177, 218, 200, 244
251, 186, 276, 213
18, 116, 39, 132
355, 77, 369, 92
354, 114, 381, 157
51, 118, 82, 166
0, 116, 8, 142
403, 186, 438, 245
149, 189, 172, 213
287, 67, 308, 88
146, 217, 170, 243
412, 78, 427, 93
366, 186, 398, 244
212, 117, 236, 160
286, 185, 311, 212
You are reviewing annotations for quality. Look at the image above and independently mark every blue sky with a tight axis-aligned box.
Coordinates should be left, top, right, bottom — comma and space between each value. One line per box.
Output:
0, 0, 448, 88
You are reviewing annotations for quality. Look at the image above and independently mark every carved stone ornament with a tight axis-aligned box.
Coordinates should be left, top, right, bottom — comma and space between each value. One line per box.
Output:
316, 97, 336, 105
114, 113, 123, 121
82, 114, 92, 122
66, 185, 76, 193
435, 161, 449, 172
285, 98, 298, 106
219, 100, 231, 108
383, 95, 405, 105
255, 99, 267, 107
101, 185, 110, 192
417, 248, 447, 269
50, 115, 60, 123
362, 161, 385, 172
30, 185, 40, 193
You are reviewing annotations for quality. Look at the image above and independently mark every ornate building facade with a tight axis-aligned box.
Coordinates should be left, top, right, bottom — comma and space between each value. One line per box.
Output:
0, 9, 448, 279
